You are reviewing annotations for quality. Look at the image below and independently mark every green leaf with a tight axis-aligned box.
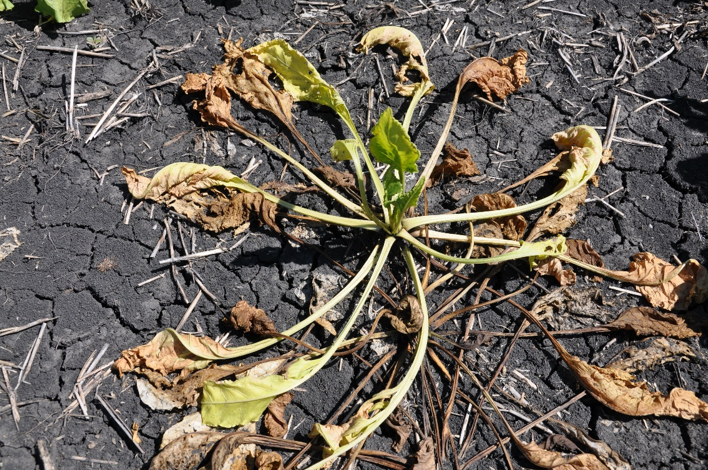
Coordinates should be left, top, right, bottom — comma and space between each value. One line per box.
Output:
329, 139, 358, 162
35, 0, 89, 23
369, 108, 420, 176
393, 175, 425, 214
248, 39, 349, 119
201, 358, 313, 427
0, 0, 14, 12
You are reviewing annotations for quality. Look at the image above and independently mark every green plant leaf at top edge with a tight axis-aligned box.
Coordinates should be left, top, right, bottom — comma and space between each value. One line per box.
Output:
35, 0, 89, 23
0, 0, 14, 12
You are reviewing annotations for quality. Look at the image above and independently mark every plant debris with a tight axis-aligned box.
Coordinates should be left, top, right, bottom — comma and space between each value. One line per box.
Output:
229, 300, 278, 336
458, 49, 530, 101
263, 392, 293, 438
607, 337, 696, 373
428, 143, 480, 187
606, 307, 700, 339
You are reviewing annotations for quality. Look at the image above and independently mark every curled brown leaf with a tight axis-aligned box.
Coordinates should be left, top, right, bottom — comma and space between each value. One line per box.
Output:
385, 409, 412, 453
256, 451, 284, 470
385, 295, 424, 334
459, 49, 530, 101
229, 300, 278, 336
263, 392, 293, 438
536, 258, 577, 286
548, 419, 631, 470
427, 142, 480, 187
629, 253, 708, 311
114, 329, 235, 378
606, 307, 700, 339
566, 239, 604, 269
411, 437, 435, 470
469, 193, 526, 241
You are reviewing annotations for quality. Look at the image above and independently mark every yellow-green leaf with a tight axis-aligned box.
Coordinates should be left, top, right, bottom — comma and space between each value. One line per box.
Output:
248, 39, 349, 119
35, 0, 89, 23
329, 139, 358, 162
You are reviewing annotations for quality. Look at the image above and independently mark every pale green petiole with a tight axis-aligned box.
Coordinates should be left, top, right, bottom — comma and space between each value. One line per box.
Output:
307, 244, 429, 470
398, 229, 567, 265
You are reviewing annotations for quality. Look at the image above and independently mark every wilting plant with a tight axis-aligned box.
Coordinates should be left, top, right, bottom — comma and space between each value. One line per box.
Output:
116, 26, 707, 469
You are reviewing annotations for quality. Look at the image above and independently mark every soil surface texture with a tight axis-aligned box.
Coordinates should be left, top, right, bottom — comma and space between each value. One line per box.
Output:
1, 1, 708, 469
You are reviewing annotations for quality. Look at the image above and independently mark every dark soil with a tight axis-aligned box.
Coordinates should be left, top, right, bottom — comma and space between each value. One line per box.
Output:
1, 1, 707, 469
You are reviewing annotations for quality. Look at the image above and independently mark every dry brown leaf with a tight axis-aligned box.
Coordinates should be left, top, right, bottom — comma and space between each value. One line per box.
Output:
516, 439, 610, 470
557, 344, 708, 421
566, 239, 604, 269
209, 432, 259, 470
313, 166, 358, 193
385, 295, 424, 334
629, 254, 708, 311
358, 26, 433, 97
256, 451, 284, 470
114, 330, 236, 378
411, 437, 435, 470
122, 166, 281, 234
149, 431, 224, 470
182, 39, 322, 163
176, 190, 281, 234
459, 49, 529, 101
427, 142, 480, 187
308, 422, 350, 451
548, 419, 631, 470
469, 193, 526, 241
606, 307, 700, 339
136, 364, 240, 410
263, 392, 293, 438
536, 258, 577, 286
229, 300, 278, 336
607, 337, 696, 373
385, 409, 412, 453
527, 185, 587, 242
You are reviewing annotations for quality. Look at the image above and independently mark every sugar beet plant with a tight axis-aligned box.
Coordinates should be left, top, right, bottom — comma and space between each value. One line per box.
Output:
114, 27, 697, 468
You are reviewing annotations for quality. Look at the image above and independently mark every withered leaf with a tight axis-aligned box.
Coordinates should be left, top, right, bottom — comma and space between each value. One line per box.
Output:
256, 451, 284, 470
527, 185, 587, 242
566, 239, 604, 268
359, 26, 433, 98
312, 166, 358, 194
122, 165, 281, 234
114, 330, 236, 378
548, 419, 631, 470
385, 295, 424, 334
629, 253, 708, 311
385, 409, 411, 453
469, 193, 526, 241
229, 300, 278, 336
515, 439, 610, 470
411, 437, 435, 470
136, 364, 240, 411
182, 40, 322, 163
428, 142, 480, 187
557, 343, 708, 421
459, 49, 530, 101
263, 392, 293, 438
606, 307, 700, 339
536, 258, 577, 286
531, 287, 616, 331
148, 431, 224, 470
209, 432, 258, 470
607, 337, 696, 373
